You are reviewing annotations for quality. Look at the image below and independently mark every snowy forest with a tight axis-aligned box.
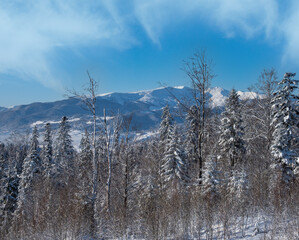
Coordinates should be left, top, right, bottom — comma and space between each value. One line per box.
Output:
0, 54, 298, 239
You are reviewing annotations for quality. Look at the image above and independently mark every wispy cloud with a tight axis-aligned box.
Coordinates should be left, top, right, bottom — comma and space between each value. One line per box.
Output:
281, 0, 299, 66
0, 0, 298, 89
132, 0, 299, 67
0, 0, 136, 89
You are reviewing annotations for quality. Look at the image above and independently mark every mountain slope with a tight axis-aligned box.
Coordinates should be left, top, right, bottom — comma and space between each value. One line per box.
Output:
0, 86, 259, 134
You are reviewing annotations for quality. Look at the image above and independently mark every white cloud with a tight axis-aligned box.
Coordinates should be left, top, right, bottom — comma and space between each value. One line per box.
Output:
132, 0, 299, 67
281, 0, 299, 66
0, 0, 298, 88
132, 0, 280, 43
0, 0, 136, 89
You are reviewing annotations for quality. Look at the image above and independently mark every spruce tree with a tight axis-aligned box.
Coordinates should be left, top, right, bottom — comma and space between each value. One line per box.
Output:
78, 129, 93, 202
2, 145, 19, 228
159, 104, 173, 150
218, 89, 246, 168
54, 116, 75, 181
16, 126, 42, 217
161, 125, 189, 188
77, 129, 93, 235
0, 143, 9, 230
202, 155, 221, 200
228, 168, 248, 200
270, 72, 299, 183
42, 123, 53, 179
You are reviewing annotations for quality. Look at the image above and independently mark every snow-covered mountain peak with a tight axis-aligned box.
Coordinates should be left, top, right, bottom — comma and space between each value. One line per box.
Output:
0, 85, 261, 134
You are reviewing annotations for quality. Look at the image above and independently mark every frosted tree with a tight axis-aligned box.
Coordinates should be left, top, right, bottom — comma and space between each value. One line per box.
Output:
158, 104, 173, 185
185, 105, 200, 181
42, 123, 53, 178
118, 115, 142, 236
69, 72, 99, 238
228, 168, 248, 200
102, 110, 122, 213
270, 72, 299, 183
228, 168, 249, 236
77, 129, 93, 234
183, 50, 215, 180
218, 89, 246, 168
0, 146, 19, 233
0, 143, 8, 195
248, 68, 278, 156
161, 125, 189, 188
15, 126, 42, 219
54, 116, 75, 182
78, 129, 93, 202
202, 155, 221, 200
0, 143, 9, 230
159, 104, 173, 149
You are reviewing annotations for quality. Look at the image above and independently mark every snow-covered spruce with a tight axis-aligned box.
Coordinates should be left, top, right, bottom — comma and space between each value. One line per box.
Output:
201, 155, 221, 200
218, 88, 246, 168
78, 129, 93, 204
270, 72, 299, 183
15, 126, 42, 216
42, 123, 53, 179
228, 168, 249, 201
159, 104, 173, 150
160, 125, 189, 188
0, 143, 9, 228
53, 116, 75, 182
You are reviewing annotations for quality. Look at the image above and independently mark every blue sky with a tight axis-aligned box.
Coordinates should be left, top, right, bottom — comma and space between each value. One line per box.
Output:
0, 0, 298, 107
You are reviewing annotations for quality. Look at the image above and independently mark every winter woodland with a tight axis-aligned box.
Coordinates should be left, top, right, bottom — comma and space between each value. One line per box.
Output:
0, 53, 298, 239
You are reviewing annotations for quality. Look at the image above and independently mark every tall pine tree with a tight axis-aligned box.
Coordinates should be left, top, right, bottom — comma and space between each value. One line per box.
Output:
218, 89, 246, 168
78, 129, 93, 202
270, 72, 299, 183
161, 125, 189, 188
15, 126, 42, 221
159, 104, 173, 150
42, 123, 53, 179
0, 143, 9, 231
54, 116, 75, 183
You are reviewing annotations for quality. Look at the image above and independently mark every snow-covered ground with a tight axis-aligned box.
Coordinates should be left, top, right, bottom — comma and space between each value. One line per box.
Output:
192, 216, 299, 240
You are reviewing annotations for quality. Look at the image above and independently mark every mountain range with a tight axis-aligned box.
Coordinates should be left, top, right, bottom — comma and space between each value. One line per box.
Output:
0, 86, 260, 138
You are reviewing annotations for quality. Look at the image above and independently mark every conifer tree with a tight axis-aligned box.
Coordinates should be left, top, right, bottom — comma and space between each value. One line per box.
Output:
159, 104, 173, 150
42, 123, 53, 178
218, 89, 246, 168
270, 72, 299, 183
161, 125, 189, 187
0, 143, 9, 230
202, 155, 221, 200
16, 126, 42, 218
77, 129, 93, 235
1, 145, 19, 231
228, 168, 248, 200
78, 129, 93, 202
54, 116, 75, 181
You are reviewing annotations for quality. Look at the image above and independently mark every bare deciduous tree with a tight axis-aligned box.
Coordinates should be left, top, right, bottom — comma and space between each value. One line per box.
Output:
102, 109, 121, 214
183, 49, 215, 180
68, 71, 99, 237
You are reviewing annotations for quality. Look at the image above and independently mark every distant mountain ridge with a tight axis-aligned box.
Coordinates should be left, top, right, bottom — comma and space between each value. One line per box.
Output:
0, 106, 7, 112
0, 86, 260, 135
